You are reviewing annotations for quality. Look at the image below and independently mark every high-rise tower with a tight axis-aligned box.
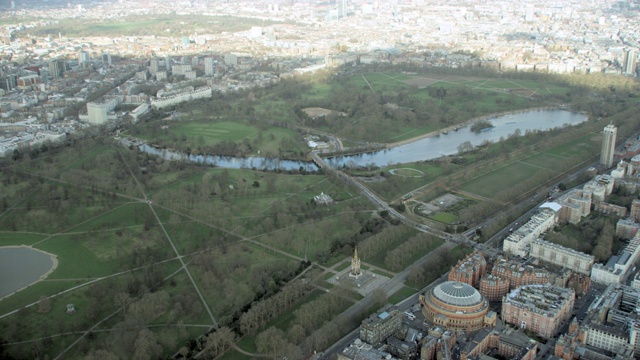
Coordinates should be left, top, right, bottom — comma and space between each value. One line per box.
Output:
101, 52, 111, 66
48, 59, 64, 79
204, 57, 215, 76
337, 0, 347, 18
149, 58, 159, 73
624, 50, 637, 76
165, 56, 172, 72
601, 123, 617, 167
78, 50, 90, 68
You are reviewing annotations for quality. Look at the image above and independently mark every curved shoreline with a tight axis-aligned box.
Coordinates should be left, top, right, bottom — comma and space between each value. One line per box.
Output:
0, 245, 59, 301
386, 105, 572, 149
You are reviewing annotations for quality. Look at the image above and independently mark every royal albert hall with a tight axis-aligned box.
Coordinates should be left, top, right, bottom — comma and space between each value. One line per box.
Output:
420, 281, 490, 331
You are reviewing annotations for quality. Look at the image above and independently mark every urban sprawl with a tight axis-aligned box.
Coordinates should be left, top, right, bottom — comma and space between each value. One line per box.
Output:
1, 0, 640, 360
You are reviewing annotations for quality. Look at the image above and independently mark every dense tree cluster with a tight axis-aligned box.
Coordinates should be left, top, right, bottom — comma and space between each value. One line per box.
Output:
384, 233, 441, 272
407, 246, 471, 288
239, 280, 312, 335
546, 216, 617, 262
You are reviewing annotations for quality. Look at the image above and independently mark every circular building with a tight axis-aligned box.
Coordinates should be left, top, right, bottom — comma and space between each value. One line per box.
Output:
420, 281, 489, 331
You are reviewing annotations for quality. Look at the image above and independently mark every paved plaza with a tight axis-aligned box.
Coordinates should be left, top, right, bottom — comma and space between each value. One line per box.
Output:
327, 266, 390, 296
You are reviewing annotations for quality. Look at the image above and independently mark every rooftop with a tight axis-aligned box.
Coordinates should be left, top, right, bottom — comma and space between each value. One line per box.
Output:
504, 284, 574, 317
432, 281, 483, 307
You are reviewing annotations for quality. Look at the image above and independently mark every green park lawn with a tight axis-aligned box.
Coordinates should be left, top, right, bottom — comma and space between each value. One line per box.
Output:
65, 202, 150, 233
430, 212, 459, 224
141, 120, 304, 156
34, 235, 124, 279
521, 152, 570, 170
364, 162, 450, 202
389, 286, 417, 305
459, 161, 549, 199
547, 133, 602, 158
30, 15, 282, 37
0, 232, 48, 246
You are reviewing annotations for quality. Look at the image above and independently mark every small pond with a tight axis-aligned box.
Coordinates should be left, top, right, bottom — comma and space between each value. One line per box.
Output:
0, 246, 57, 299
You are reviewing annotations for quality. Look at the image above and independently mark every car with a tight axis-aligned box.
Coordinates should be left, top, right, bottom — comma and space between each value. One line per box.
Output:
404, 312, 416, 320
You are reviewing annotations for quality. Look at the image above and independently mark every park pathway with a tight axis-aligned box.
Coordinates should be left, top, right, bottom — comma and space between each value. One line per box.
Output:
113, 146, 219, 328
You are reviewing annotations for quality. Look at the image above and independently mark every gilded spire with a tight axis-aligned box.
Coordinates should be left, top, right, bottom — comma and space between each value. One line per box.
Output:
350, 246, 362, 278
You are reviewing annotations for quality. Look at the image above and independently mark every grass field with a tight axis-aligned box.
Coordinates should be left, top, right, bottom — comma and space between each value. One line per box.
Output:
365, 162, 452, 201
389, 286, 417, 304
429, 212, 459, 224
138, 120, 304, 157
459, 161, 553, 199
27, 15, 283, 37
458, 131, 601, 201
547, 133, 602, 157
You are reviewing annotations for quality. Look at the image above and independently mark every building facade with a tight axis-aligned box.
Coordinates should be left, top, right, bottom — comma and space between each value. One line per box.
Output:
632, 200, 640, 223
448, 251, 487, 288
491, 257, 550, 289
502, 208, 558, 257
86, 97, 120, 125
151, 87, 212, 109
592, 234, 640, 285
529, 239, 595, 275
204, 57, 215, 76
601, 123, 617, 167
360, 306, 402, 345
617, 218, 640, 239
502, 285, 575, 339
584, 323, 629, 354
479, 274, 510, 302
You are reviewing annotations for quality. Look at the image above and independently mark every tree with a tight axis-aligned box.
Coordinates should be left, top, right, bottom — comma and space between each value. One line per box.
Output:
256, 327, 286, 357
204, 327, 236, 358
288, 324, 306, 344
133, 329, 163, 360
457, 141, 473, 155
83, 349, 120, 360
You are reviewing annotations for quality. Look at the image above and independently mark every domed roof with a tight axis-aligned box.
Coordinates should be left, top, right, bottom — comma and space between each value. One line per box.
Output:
432, 281, 483, 307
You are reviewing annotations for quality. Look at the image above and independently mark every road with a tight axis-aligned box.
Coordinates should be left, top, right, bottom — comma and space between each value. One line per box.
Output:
310, 152, 473, 247
310, 145, 613, 360
319, 272, 450, 360
307, 150, 476, 360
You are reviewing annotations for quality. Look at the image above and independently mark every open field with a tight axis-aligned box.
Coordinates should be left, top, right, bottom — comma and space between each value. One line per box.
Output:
362, 162, 452, 202
134, 120, 306, 158
459, 161, 549, 199
389, 286, 417, 305
547, 133, 602, 157
458, 132, 601, 201
25, 15, 284, 37
429, 212, 459, 224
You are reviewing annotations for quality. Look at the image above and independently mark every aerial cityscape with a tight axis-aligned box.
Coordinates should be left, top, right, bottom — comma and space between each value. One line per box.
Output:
0, 0, 639, 359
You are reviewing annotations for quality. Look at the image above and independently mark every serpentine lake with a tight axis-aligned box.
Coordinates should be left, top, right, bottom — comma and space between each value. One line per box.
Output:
133, 109, 588, 171
324, 109, 588, 168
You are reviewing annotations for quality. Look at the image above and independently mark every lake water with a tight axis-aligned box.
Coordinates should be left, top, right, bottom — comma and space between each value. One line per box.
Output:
132, 109, 588, 171
324, 109, 588, 168
136, 145, 320, 172
0, 246, 56, 299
